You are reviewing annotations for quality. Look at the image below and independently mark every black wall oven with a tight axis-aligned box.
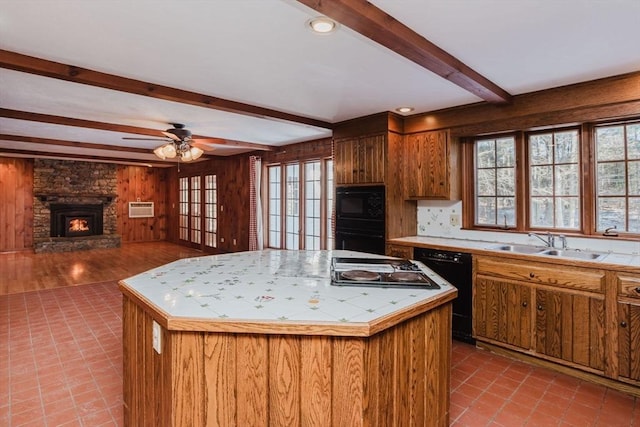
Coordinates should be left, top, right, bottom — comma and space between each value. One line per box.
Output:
335, 185, 385, 255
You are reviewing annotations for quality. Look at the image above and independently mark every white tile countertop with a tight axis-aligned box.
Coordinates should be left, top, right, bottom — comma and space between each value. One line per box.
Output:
119, 250, 456, 332
390, 236, 640, 269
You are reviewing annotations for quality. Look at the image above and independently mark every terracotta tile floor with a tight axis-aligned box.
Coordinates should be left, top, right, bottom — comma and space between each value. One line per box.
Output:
450, 341, 640, 426
2, 281, 639, 426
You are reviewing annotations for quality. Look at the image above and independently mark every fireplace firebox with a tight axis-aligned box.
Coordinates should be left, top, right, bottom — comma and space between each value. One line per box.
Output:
50, 203, 104, 238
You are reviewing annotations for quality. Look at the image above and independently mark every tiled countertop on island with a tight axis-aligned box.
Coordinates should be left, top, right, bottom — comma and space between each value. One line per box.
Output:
118, 249, 457, 336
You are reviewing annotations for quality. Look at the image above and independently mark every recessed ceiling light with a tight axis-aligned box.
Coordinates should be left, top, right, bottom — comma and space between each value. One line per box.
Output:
396, 107, 415, 114
307, 16, 338, 34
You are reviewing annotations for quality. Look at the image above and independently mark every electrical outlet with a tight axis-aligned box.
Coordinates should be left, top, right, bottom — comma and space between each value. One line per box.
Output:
152, 320, 162, 354
449, 214, 460, 227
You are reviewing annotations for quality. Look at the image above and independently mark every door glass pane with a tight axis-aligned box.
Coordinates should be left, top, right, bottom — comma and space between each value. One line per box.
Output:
285, 164, 300, 250
190, 176, 201, 244
268, 166, 281, 248
204, 174, 217, 248
179, 177, 189, 241
326, 160, 334, 249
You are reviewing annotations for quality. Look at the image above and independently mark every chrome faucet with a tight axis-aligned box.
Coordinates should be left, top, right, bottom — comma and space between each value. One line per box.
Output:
528, 232, 554, 247
557, 235, 568, 250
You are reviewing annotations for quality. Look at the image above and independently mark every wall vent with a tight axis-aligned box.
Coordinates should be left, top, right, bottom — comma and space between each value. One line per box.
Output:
128, 202, 154, 218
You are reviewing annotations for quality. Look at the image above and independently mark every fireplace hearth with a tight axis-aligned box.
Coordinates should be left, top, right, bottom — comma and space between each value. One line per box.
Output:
50, 203, 104, 238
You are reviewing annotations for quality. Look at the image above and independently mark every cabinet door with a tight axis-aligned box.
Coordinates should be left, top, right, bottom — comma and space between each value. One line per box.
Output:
535, 289, 605, 371
474, 276, 532, 350
334, 136, 385, 185
358, 135, 385, 184
618, 301, 640, 381
334, 139, 359, 185
404, 130, 450, 199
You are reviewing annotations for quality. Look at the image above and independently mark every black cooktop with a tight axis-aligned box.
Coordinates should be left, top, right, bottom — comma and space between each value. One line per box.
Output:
330, 257, 440, 289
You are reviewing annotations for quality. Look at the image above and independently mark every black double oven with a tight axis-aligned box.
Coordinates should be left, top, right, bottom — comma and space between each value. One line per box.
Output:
335, 185, 385, 255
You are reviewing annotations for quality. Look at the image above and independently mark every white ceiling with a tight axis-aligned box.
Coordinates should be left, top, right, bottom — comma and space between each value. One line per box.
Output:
1, 0, 639, 166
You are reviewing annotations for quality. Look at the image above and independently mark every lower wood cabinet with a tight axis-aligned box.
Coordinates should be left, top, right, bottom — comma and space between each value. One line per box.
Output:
617, 273, 640, 383
474, 277, 531, 350
534, 288, 605, 372
386, 244, 413, 259
474, 255, 607, 374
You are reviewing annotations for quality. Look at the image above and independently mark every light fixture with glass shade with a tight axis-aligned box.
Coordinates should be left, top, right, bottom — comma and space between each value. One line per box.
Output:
153, 141, 203, 161
124, 123, 206, 163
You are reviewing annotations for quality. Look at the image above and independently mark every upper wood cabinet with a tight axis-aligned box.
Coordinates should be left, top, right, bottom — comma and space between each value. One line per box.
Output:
404, 130, 459, 200
334, 134, 386, 185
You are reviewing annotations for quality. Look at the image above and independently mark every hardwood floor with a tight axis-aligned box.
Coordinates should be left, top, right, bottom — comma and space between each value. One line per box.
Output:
0, 242, 204, 295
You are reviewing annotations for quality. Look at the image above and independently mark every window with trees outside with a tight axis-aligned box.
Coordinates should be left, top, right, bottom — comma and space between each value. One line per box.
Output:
595, 122, 640, 233
266, 159, 334, 249
529, 129, 580, 230
475, 136, 516, 228
468, 119, 640, 237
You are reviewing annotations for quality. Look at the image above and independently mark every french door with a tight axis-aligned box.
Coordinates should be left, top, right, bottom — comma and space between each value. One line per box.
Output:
179, 174, 217, 251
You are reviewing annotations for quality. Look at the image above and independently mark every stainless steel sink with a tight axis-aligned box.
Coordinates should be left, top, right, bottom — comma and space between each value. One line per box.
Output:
538, 249, 605, 260
487, 244, 545, 254
487, 244, 606, 260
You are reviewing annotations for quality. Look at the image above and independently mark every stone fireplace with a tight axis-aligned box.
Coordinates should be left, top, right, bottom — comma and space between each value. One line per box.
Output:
33, 159, 121, 253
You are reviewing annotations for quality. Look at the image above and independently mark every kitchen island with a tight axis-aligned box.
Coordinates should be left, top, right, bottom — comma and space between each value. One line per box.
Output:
119, 250, 457, 427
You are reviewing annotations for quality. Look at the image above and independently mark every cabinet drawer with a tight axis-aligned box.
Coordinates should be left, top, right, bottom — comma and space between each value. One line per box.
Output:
475, 256, 605, 292
618, 274, 640, 299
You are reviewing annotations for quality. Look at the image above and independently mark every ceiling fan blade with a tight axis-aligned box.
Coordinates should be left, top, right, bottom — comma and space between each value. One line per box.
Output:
123, 137, 171, 141
162, 131, 181, 141
192, 136, 273, 151
191, 141, 216, 150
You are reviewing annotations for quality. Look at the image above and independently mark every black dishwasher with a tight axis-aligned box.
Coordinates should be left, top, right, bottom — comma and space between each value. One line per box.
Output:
414, 247, 474, 344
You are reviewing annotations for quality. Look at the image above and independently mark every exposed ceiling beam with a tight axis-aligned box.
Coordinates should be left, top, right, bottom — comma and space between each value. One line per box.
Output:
0, 108, 273, 151
0, 148, 171, 166
297, 0, 512, 104
0, 49, 333, 129
0, 134, 151, 154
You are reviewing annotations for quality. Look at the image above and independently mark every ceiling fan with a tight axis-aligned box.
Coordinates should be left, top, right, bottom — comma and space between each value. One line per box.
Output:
123, 123, 210, 162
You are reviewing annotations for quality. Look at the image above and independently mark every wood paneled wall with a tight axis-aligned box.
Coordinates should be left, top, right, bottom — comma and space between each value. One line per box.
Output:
0, 158, 33, 252
116, 166, 169, 242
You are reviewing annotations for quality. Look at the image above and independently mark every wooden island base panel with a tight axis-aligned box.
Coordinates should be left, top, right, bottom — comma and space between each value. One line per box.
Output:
119, 250, 457, 427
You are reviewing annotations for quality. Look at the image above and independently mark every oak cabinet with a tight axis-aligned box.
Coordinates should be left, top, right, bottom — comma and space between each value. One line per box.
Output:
617, 273, 640, 383
404, 130, 459, 200
386, 244, 413, 259
334, 134, 386, 185
474, 276, 532, 350
534, 288, 605, 372
473, 255, 606, 373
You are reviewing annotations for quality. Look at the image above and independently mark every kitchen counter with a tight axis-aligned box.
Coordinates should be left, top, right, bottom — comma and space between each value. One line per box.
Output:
119, 250, 456, 426
389, 236, 640, 271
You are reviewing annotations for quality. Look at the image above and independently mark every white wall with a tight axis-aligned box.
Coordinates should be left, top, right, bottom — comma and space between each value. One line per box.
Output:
417, 200, 640, 255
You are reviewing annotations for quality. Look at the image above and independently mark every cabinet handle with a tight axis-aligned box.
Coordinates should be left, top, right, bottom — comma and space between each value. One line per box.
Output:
529, 272, 535, 278
522, 301, 528, 307
537, 304, 543, 311
621, 321, 627, 328
635, 287, 640, 294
